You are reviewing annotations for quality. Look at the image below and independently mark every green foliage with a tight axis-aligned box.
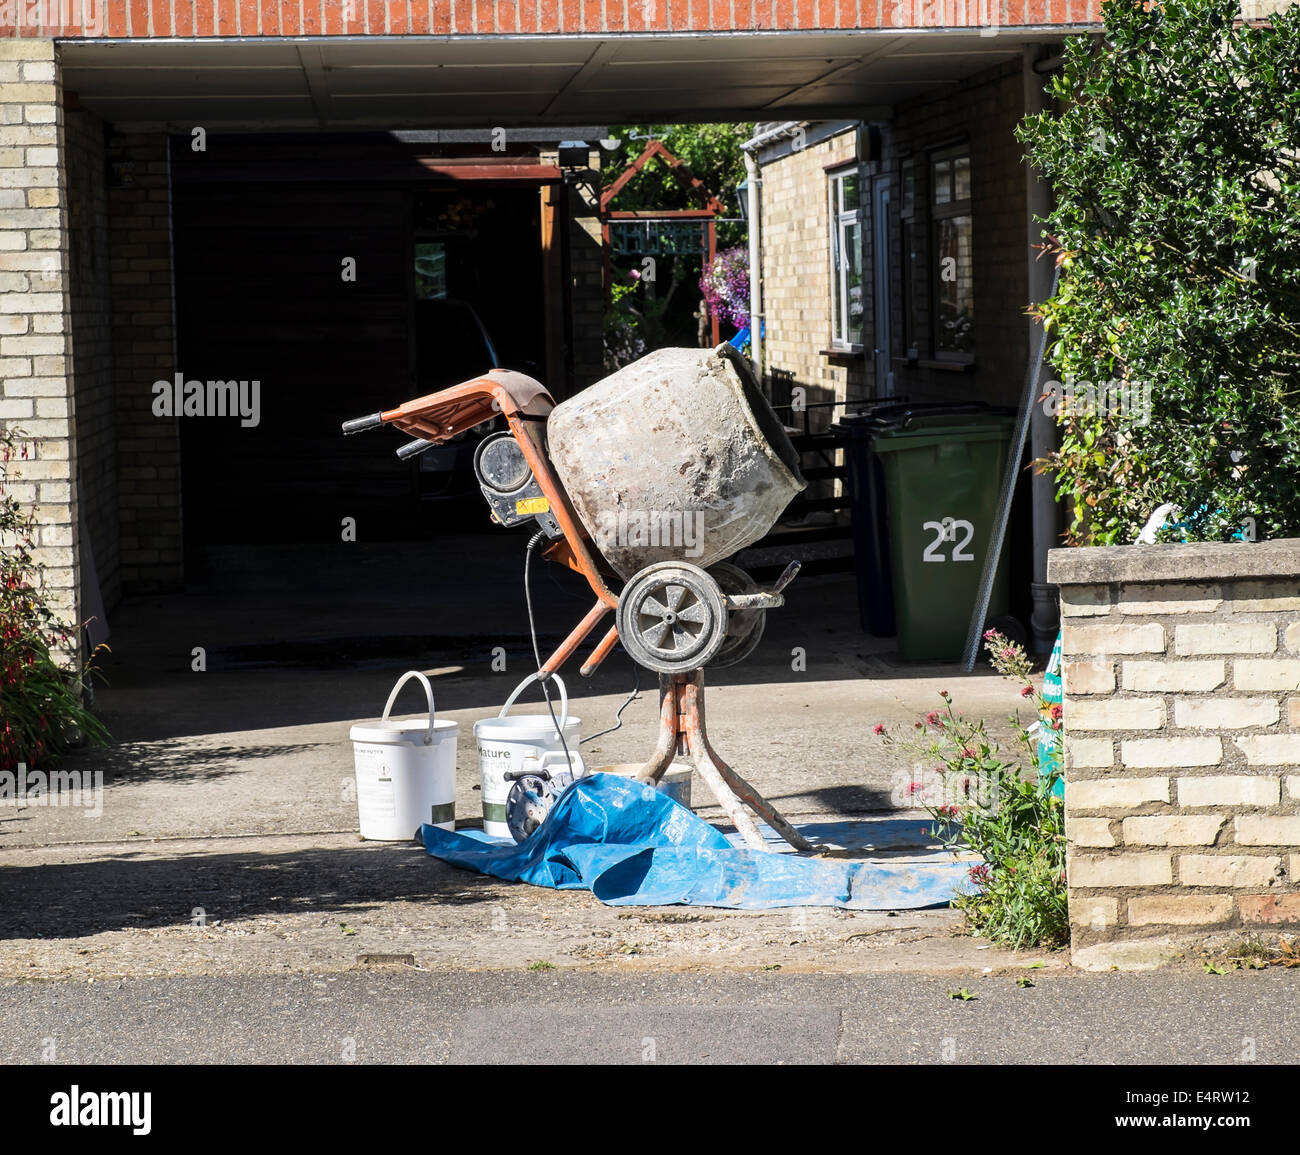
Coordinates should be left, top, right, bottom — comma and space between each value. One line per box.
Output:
0, 424, 108, 773
604, 123, 752, 246
602, 125, 754, 353
1017, 0, 1300, 544
875, 632, 1068, 950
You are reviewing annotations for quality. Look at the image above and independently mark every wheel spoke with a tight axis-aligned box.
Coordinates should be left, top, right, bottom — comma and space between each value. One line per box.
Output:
676, 601, 708, 625
641, 594, 669, 619
642, 620, 671, 648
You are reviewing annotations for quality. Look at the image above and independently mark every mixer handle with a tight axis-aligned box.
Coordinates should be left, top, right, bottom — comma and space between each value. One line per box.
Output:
773, 560, 802, 594
396, 438, 436, 460
342, 412, 385, 435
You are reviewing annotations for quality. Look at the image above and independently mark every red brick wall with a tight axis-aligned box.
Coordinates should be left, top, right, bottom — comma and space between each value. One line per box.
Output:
3, 0, 1101, 38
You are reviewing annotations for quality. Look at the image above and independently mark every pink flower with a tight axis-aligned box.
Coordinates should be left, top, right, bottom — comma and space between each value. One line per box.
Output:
873, 723, 886, 735
906, 781, 921, 795
925, 711, 939, 726
1021, 686, 1033, 698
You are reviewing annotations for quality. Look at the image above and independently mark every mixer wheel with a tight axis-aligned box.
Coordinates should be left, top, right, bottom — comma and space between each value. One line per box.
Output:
617, 562, 729, 674
706, 562, 766, 670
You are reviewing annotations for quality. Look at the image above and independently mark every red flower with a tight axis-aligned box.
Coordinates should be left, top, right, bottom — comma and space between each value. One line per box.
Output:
873, 723, 886, 735
924, 711, 939, 726
1021, 686, 1033, 698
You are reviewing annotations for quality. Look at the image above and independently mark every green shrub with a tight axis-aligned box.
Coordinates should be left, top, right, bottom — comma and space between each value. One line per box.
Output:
1017, 0, 1300, 544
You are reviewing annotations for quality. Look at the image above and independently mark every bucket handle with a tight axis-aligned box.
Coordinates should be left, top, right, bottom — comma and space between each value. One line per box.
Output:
498, 672, 569, 733
381, 670, 436, 746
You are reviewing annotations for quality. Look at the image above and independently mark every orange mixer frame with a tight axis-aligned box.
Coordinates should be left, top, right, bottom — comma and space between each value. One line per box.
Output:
347, 368, 622, 677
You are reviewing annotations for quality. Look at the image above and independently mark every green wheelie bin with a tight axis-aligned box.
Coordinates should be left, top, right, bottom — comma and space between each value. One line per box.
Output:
870, 411, 1016, 661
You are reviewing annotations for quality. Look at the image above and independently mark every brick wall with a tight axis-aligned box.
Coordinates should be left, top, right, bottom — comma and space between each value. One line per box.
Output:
106, 130, 181, 592
884, 59, 1029, 410
65, 104, 117, 611
566, 146, 605, 392
1048, 541, 1300, 969
756, 60, 1033, 423
0, 37, 80, 655
759, 125, 864, 424
3, 0, 1103, 38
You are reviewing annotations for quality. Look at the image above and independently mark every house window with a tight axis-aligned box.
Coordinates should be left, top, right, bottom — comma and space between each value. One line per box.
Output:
931, 147, 973, 360
828, 166, 864, 349
414, 242, 448, 300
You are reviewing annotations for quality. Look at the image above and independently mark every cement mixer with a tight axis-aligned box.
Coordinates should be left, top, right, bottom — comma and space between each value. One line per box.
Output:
343, 345, 813, 851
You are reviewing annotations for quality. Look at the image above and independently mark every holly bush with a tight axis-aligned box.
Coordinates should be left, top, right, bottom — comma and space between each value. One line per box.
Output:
1017, 0, 1300, 544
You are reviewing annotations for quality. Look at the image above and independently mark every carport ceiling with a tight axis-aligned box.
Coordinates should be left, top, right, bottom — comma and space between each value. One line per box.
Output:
59, 31, 1072, 129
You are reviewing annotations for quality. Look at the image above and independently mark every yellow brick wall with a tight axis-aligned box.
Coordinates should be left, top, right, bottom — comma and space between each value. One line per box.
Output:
759, 127, 864, 430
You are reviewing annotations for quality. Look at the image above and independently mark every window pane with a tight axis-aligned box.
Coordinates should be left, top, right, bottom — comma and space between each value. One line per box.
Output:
954, 155, 971, 202
841, 171, 861, 212
935, 214, 973, 355
932, 158, 951, 206
901, 160, 915, 218
414, 242, 448, 300
844, 218, 863, 346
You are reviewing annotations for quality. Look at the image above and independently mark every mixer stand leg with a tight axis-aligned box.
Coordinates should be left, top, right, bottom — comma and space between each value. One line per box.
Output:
636, 670, 812, 853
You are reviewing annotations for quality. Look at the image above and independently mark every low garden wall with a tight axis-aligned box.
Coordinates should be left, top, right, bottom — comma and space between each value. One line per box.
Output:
1047, 540, 1300, 969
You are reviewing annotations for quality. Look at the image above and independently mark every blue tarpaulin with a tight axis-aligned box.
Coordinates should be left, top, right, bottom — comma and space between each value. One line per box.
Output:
418, 773, 972, 910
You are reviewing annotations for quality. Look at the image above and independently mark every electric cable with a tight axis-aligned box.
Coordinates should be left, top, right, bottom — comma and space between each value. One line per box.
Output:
581, 662, 641, 746
524, 530, 574, 775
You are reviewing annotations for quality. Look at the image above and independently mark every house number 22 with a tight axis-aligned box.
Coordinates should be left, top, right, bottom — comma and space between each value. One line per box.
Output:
922, 517, 975, 562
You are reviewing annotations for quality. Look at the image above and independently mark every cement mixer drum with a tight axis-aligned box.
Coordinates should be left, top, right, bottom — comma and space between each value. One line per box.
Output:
546, 345, 806, 579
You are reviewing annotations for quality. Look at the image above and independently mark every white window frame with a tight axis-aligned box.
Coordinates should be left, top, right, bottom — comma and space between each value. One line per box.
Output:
828, 165, 864, 351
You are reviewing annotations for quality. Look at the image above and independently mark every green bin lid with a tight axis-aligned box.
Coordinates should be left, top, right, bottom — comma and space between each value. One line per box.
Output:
870, 416, 1015, 453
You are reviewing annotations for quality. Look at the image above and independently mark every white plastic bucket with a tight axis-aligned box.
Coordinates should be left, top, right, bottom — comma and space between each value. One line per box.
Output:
350, 671, 459, 841
596, 763, 692, 809
474, 673, 583, 838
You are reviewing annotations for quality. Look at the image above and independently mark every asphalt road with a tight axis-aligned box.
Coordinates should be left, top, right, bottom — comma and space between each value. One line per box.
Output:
3, 968, 1296, 1065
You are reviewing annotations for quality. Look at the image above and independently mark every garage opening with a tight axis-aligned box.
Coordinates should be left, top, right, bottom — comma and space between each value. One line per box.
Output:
171, 132, 562, 548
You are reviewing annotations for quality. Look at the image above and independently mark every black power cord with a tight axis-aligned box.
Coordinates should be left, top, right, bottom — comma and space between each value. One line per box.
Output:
522, 530, 642, 758
523, 531, 575, 775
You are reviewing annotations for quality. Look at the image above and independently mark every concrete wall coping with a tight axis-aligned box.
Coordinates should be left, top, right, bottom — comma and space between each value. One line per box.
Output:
1047, 539, 1300, 586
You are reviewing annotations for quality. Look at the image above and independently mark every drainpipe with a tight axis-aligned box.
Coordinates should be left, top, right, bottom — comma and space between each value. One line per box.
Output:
744, 150, 763, 383
1025, 45, 1060, 652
